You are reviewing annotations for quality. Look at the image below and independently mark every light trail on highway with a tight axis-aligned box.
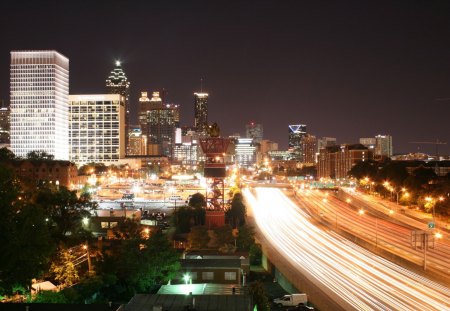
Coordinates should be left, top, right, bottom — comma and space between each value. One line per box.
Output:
244, 187, 450, 311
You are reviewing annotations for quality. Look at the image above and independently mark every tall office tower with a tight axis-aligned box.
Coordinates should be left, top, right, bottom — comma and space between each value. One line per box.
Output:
235, 138, 256, 168
288, 124, 307, 160
301, 134, 317, 164
375, 134, 393, 158
0, 101, 10, 147
139, 91, 179, 157
106, 61, 130, 152
10, 51, 69, 159
194, 92, 208, 134
69, 94, 125, 166
246, 121, 263, 143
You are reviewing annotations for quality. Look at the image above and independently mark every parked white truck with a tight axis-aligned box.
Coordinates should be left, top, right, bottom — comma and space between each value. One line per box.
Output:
273, 293, 308, 307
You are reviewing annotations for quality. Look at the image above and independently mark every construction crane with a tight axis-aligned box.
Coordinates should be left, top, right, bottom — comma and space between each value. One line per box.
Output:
409, 139, 447, 159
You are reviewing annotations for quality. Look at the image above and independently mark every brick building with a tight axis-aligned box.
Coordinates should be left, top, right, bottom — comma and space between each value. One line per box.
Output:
317, 144, 371, 179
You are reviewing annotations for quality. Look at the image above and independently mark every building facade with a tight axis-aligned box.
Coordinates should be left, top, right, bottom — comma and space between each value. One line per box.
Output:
128, 128, 147, 156
68, 94, 126, 166
375, 135, 393, 158
245, 122, 263, 143
5, 159, 78, 189
10, 50, 69, 159
106, 61, 130, 152
235, 138, 256, 168
317, 144, 371, 179
260, 139, 278, 155
288, 124, 307, 160
138, 91, 179, 157
301, 134, 317, 164
0, 103, 10, 147
194, 92, 208, 134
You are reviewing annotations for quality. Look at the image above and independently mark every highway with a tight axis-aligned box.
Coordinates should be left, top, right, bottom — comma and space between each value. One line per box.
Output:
297, 189, 450, 276
244, 187, 450, 311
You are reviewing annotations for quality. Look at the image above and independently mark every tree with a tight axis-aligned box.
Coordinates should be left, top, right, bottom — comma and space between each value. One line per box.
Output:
31, 290, 68, 303
213, 225, 234, 249
0, 147, 16, 161
98, 231, 180, 298
26, 150, 54, 160
347, 160, 378, 180
0, 204, 55, 294
188, 226, 210, 249
226, 192, 246, 227
236, 225, 255, 250
50, 247, 80, 287
35, 186, 94, 240
249, 281, 270, 311
189, 192, 206, 208
249, 244, 262, 265
112, 218, 142, 240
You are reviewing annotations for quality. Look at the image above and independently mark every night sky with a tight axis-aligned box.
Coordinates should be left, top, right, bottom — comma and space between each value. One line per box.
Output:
1, 0, 450, 154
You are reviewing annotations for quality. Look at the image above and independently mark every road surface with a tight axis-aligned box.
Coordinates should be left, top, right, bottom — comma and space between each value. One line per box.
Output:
244, 187, 450, 311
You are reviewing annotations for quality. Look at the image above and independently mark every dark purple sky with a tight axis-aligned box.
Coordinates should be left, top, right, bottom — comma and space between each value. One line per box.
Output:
1, 0, 450, 154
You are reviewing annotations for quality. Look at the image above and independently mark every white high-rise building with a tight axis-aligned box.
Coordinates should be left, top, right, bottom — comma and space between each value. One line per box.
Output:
69, 94, 125, 166
10, 51, 69, 159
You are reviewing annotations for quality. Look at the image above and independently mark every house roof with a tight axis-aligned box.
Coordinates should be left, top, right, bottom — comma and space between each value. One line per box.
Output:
123, 293, 252, 311
181, 259, 242, 269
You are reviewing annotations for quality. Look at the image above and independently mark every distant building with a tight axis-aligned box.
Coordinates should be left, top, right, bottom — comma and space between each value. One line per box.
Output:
0, 102, 10, 147
69, 94, 126, 166
245, 122, 263, 143
138, 91, 179, 157
173, 130, 200, 166
128, 128, 147, 155
317, 137, 336, 151
235, 138, 256, 168
359, 137, 376, 151
260, 139, 278, 155
301, 134, 317, 164
288, 124, 307, 160
5, 159, 78, 189
10, 50, 69, 160
375, 134, 393, 158
268, 150, 290, 161
106, 61, 130, 152
194, 92, 208, 134
317, 144, 372, 179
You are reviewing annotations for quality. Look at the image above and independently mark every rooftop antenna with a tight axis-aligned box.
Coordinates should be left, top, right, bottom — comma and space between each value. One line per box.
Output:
200, 78, 203, 92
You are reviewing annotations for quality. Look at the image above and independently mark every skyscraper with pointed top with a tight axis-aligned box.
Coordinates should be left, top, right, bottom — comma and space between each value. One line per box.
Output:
106, 61, 130, 152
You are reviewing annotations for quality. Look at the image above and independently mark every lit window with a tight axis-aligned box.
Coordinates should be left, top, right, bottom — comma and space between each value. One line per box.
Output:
202, 272, 214, 280
225, 272, 236, 280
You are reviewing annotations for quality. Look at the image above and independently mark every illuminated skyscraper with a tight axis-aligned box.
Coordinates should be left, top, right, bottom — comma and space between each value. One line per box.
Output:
106, 61, 130, 151
194, 92, 208, 134
69, 94, 125, 166
10, 50, 69, 159
139, 91, 179, 157
288, 124, 307, 160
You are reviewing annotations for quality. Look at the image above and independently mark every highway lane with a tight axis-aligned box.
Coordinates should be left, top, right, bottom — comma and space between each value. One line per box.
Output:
244, 187, 450, 311
297, 189, 450, 276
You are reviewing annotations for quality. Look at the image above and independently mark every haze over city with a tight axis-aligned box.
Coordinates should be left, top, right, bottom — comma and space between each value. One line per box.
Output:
1, 0, 450, 153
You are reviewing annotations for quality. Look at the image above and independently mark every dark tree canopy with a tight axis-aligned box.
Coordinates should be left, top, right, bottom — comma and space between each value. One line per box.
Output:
26, 150, 55, 160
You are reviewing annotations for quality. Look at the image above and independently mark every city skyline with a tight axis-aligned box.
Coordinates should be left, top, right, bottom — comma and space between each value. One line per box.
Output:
1, 1, 450, 154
